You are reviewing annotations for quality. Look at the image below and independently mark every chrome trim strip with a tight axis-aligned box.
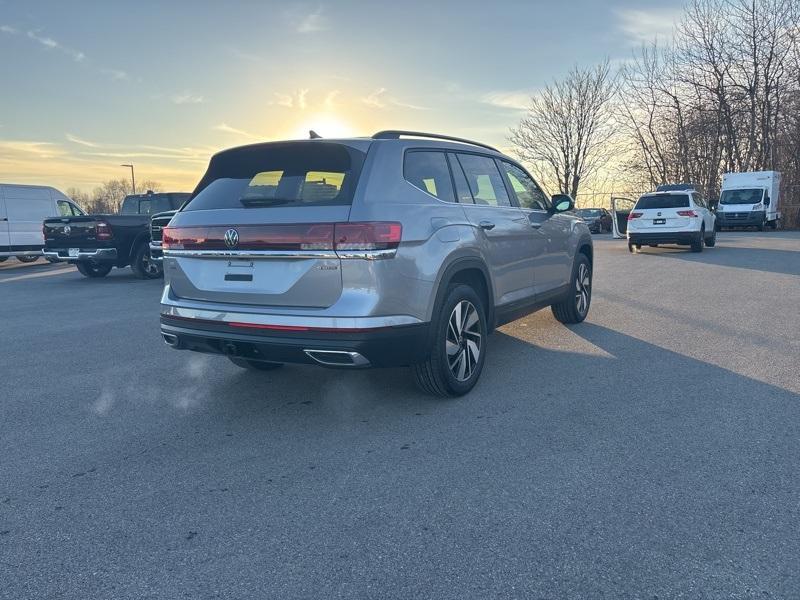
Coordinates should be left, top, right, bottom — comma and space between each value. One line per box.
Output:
163, 249, 338, 260
160, 302, 423, 330
336, 249, 397, 260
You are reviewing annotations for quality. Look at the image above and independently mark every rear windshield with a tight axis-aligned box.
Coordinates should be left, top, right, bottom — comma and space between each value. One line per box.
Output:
577, 209, 602, 217
184, 142, 365, 211
120, 194, 188, 215
635, 194, 690, 209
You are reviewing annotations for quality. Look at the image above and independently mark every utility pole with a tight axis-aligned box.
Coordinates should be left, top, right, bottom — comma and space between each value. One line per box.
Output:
120, 164, 136, 194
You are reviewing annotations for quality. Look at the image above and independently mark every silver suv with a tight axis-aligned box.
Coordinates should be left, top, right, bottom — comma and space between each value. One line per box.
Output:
159, 131, 593, 396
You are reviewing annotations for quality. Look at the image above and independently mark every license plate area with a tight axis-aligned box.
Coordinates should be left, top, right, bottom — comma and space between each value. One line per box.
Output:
653, 218, 666, 225
68, 248, 80, 257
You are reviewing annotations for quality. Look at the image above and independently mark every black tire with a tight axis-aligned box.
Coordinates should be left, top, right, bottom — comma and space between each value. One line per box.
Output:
767, 219, 777, 230
757, 219, 765, 232
412, 283, 487, 397
691, 230, 704, 252
16, 255, 39, 263
76, 261, 112, 278
551, 253, 592, 325
0, 257, 8, 263
627, 242, 634, 253
131, 242, 162, 279
648, 244, 658, 247
705, 227, 716, 247
228, 357, 283, 371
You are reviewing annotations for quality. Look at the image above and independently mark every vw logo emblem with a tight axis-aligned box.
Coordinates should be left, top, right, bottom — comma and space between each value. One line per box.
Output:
224, 228, 239, 248
64, 225, 71, 235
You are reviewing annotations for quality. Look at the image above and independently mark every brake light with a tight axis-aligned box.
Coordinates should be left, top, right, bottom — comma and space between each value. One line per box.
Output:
676, 210, 697, 217
627, 212, 643, 220
96, 221, 113, 240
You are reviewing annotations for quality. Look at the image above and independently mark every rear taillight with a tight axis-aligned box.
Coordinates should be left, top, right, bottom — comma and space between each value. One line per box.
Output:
334, 222, 402, 251
676, 210, 697, 217
162, 222, 403, 255
96, 221, 113, 240
627, 212, 643, 220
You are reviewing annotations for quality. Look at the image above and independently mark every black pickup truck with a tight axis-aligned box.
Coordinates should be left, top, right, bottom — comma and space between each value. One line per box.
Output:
43, 191, 189, 278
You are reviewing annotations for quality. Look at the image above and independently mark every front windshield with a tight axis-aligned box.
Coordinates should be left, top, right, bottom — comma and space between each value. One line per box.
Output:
577, 209, 602, 218
720, 188, 763, 205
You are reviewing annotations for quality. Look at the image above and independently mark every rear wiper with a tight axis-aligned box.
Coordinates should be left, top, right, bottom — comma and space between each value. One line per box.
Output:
239, 197, 293, 207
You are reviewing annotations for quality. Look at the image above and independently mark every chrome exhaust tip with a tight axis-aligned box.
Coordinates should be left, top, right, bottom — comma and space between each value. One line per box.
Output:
303, 349, 370, 367
162, 333, 181, 348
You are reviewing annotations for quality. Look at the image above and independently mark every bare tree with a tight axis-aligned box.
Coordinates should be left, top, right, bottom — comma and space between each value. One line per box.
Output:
68, 179, 163, 213
510, 61, 618, 198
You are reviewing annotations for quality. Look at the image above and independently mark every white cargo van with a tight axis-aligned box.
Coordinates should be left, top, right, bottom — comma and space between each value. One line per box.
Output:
716, 171, 781, 230
0, 184, 85, 262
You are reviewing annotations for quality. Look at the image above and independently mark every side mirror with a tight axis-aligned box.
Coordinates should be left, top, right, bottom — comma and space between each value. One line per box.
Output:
551, 194, 574, 213
764, 196, 770, 206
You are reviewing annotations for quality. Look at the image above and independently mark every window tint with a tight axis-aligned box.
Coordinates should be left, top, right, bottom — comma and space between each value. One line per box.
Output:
185, 142, 363, 211
447, 154, 474, 204
455, 154, 511, 207
139, 196, 174, 215
120, 197, 139, 214
635, 194, 691, 209
57, 200, 72, 217
403, 151, 455, 202
499, 162, 549, 209
70, 203, 85, 215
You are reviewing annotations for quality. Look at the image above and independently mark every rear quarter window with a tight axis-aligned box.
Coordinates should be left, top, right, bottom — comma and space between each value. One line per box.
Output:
635, 194, 690, 209
403, 151, 455, 202
184, 142, 365, 211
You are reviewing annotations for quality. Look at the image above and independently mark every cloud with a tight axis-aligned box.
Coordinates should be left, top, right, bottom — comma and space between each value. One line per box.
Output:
481, 90, 533, 111
101, 68, 129, 81
615, 8, 680, 44
66, 133, 100, 148
271, 89, 309, 109
1, 25, 17, 34
171, 91, 206, 105
213, 122, 262, 140
324, 90, 341, 108
26, 29, 85, 62
296, 7, 327, 33
362, 88, 429, 110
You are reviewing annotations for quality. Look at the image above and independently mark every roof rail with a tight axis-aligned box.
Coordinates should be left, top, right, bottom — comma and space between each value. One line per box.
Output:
372, 130, 499, 152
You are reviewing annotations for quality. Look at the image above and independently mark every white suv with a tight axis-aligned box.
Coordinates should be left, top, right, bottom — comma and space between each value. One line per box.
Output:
627, 185, 716, 253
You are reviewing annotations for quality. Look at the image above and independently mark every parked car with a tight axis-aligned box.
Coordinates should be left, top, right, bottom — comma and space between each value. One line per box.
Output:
627, 184, 716, 252
0, 183, 84, 263
716, 171, 781, 230
148, 209, 177, 262
159, 131, 594, 397
43, 191, 189, 278
575, 207, 612, 233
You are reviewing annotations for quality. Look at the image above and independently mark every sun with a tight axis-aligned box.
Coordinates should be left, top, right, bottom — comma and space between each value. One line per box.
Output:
289, 114, 357, 140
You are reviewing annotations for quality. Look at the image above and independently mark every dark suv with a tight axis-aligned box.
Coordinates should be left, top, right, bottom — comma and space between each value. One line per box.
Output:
159, 131, 593, 396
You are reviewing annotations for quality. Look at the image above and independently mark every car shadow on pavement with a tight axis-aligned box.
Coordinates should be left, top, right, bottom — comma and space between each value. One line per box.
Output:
632, 244, 800, 277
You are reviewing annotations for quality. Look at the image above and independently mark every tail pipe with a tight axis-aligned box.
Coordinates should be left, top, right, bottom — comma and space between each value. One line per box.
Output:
303, 349, 370, 367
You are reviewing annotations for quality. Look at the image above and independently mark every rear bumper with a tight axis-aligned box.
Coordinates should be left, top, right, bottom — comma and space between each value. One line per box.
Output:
159, 313, 431, 368
149, 241, 163, 261
42, 248, 118, 262
716, 211, 765, 227
627, 231, 700, 245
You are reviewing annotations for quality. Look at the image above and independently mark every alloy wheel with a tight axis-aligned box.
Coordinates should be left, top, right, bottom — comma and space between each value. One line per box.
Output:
446, 300, 481, 382
575, 263, 591, 316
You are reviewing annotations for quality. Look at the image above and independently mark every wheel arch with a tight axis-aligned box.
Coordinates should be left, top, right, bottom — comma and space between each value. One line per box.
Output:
429, 256, 495, 332
129, 231, 151, 260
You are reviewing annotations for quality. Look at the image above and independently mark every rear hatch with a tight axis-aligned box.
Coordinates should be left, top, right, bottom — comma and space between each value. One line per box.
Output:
43, 217, 102, 248
629, 193, 694, 229
164, 141, 368, 308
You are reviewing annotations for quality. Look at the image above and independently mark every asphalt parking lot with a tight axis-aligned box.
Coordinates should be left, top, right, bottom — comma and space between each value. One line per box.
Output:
1, 231, 799, 599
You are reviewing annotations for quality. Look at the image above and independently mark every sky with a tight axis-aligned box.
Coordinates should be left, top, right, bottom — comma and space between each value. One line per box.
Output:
0, 0, 683, 193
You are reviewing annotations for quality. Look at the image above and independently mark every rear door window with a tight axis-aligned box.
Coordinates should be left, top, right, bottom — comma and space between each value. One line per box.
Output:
185, 142, 364, 211
403, 151, 455, 202
455, 154, 512, 207
635, 194, 690, 209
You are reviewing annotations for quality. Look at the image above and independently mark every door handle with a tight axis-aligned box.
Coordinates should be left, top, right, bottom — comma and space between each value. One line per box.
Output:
478, 220, 495, 230
529, 222, 541, 229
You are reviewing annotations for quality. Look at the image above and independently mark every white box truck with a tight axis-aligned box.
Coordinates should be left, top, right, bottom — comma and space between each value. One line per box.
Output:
715, 171, 781, 230
0, 184, 85, 262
